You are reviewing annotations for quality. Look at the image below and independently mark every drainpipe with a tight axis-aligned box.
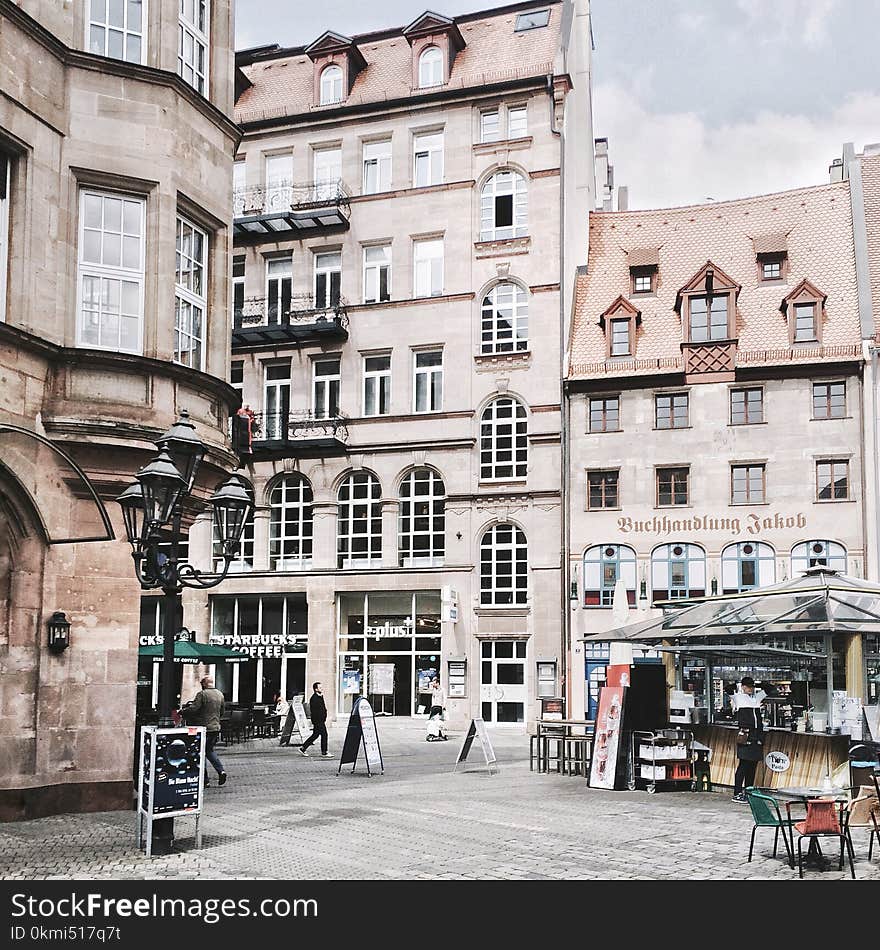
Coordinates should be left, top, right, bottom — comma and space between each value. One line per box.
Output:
872, 346, 880, 581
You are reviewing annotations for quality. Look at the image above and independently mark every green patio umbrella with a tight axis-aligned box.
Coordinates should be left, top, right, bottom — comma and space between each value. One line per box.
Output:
138, 639, 249, 665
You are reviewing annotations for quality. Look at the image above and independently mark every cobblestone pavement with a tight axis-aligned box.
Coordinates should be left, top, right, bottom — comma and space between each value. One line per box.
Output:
2, 722, 877, 881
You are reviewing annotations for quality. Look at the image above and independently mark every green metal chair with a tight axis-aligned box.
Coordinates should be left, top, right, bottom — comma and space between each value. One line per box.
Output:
745, 788, 795, 868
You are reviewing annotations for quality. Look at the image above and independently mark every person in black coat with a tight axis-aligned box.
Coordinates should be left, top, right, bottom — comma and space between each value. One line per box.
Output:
299, 682, 331, 757
732, 677, 766, 802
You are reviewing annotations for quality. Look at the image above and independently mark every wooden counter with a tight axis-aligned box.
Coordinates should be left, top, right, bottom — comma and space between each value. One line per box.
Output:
692, 725, 850, 789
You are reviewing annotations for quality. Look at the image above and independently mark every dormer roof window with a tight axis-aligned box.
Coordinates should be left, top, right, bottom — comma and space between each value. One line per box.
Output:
627, 248, 659, 295
320, 64, 343, 104
306, 31, 367, 107
515, 9, 551, 31
403, 11, 465, 91
752, 232, 789, 282
418, 46, 443, 88
675, 261, 740, 344
780, 279, 826, 344
599, 296, 640, 358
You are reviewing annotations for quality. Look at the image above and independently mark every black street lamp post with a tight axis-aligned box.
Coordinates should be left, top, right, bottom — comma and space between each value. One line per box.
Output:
117, 410, 252, 852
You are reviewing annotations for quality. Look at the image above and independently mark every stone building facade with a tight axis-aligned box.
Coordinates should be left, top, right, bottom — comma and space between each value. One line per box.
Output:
180, 0, 594, 727
565, 181, 867, 719
0, 0, 238, 818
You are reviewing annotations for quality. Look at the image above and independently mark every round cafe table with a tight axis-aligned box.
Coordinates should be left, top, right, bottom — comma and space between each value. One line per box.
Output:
770, 785, 849, 871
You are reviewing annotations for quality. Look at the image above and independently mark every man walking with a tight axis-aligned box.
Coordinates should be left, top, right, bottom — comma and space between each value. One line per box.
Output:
299, 682, 331, 757
188, 676, 227, 786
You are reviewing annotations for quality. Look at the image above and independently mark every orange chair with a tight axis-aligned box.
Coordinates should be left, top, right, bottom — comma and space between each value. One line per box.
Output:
847, 787, 880, 861
789, 798, 855, 879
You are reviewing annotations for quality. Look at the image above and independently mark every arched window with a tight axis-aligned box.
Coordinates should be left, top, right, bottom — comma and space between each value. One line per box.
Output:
651, 543, 706, 603
480, 397, 527, 481
791, 540, 847, 575
721, 542, 775, 593
269, 474, 313, 570
583, 544, 637, 608
480, 523, 528, 606
480, 170, 528, 241
398, 469, 445, 567
481, 282, 528, 354
337, 471, 382, 568
418, 46, 443, 88
213, 508, 255, 572
320, 64, 344, 105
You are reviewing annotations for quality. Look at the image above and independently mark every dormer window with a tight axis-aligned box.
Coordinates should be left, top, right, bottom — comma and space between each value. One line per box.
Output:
752, 233, 788, 283
600, 296, 640, 358
610, 319, 630, 356
627, 248, 659, 296
689, 294, 728, 342
780, 279, 826, 345
515, 9, 550, 31
675, 261, 740, 345
761, 257, 783, 281
419, 46, 443, 88
320, 64, 343, 104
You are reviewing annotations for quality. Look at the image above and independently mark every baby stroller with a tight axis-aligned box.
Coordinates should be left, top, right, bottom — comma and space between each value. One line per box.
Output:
426, 708, 449, 742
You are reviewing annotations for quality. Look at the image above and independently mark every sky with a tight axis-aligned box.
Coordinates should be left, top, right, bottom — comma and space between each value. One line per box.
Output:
234, 0, 880, 209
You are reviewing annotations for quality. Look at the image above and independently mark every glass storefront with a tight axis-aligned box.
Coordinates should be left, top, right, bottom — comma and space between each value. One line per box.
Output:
337, 591, 442, 716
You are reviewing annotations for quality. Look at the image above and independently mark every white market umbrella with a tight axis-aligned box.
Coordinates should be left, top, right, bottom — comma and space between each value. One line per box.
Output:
609, 578, 634, 667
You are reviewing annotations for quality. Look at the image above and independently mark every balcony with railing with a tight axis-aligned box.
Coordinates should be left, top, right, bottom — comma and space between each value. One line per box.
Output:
232, 295, 349, 350
233, 180, 351, 241
248, 410, 349, 460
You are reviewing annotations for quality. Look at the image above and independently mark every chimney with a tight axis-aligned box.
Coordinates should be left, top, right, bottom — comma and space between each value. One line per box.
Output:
829, 158, 844, 183
617, 186, 629, 211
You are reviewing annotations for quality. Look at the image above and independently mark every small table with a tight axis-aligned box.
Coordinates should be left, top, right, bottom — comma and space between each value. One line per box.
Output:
772, 785, 849, 871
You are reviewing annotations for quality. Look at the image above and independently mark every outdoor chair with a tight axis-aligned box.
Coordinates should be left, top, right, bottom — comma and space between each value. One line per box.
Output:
789, 798, 855, 879
744, 788, 795, 868
251, 707, 267, 737
228, 708, 253, 744
847, 786, 880, 861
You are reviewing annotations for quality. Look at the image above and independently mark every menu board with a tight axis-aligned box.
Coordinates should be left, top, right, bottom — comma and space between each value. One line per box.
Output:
447, 660, 467, 699
291, 696, 310, 738
453, 718, 498, 774
338, 696, 384, 776
369, 663, 395, 696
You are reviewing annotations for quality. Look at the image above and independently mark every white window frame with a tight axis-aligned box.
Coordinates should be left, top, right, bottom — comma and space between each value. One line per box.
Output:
413, 349, 443, 413
269, 474, 314, 571
481, 110, 501, 143
481, 282, 529, 354
0, 155, 9, 324
265, 255, 292, 325
337, 472, 382, 568
178, 0, 210, 97
362, 139, 392, 195
232, 255, 245, 325
791, 540, 847, 575
418, 46, 444, 88
314, 147, 342, 202
480, 396, 527, 481
233, 160, 246, 215
320, 64, 344, 105
363, 244, 391, 304
263, 362, 291, 440
77, 189, 145, 354
508, 105, 528, 138
480, 170, 528, 241
480, 523, 528, 607
363, 353, 391, 417
413, 238, 443, 298
214, 506, 254, 572
87, 0, 147, 64
313, 250, 341, 310
174, 214, 208, 370
413, 132, 444, 188
398, 468, 445, 567
265, 153, 293, 211
312, 358, 340, 419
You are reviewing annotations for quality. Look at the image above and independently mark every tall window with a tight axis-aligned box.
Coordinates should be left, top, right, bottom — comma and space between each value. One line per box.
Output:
413, 238, 443, 297
174, 215, 207, 369
480, 170, 528, 241
178, 0, 209, 96
413, 132, 444, 187
587, 470, 619, 509
265, 153, 292, 211
363, 139, 391, 194
263, 363, 290, 440
721, 542, 775, 594
609, 319, 631, 356
589, 396, 619, 433
583, 544, 637, 608
266, 256, 292, 324
480, 523, 528, 606
337, 472, 382, 568
791, 540, 847, 575
398, 469, 445, 567
413, 350, 443, 413
363, 245, 391, 303
232, 255, 245, 326
793, 302, 817, 342
363, 354, 391, 416
480, 397, 527, 480
230, 361, 243, 396
813, 381, 845, 419
481, 282, 528, 354
269, 474, 314, 570
730, 387, 763, 425
77, 190, 144, 353
88, 0, 145, 63
655, 392, 688, 428
320, 64, 344, 105
508, 106, 528, 138
651, 543, 706, 603
731, 464, 765, 504
418, 46, 443, 88
656, 467, 689, 506
213, 506, 254, 572
688, 294, 728, 342
314, 251, 341, 309
0, 155, 10, 324
313, 358, 340, 419
481, 110, 500, 143
817, 460, 849, 501
314, 148, 342, 201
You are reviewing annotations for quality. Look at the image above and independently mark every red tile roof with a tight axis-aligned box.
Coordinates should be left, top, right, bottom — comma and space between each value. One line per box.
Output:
860, 152, 880, 336
568, 182, 862, 380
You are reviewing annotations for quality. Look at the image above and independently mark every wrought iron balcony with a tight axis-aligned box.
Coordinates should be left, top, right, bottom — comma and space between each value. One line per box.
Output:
232, 295, 349, 350
233, 180, 351, 241
248, 411, 349, 460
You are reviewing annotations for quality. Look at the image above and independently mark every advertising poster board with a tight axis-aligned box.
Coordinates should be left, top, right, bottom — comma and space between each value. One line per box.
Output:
453, 718, 498, 774
337, 696, 384, 776
541, 697, 565, 720
447, 660, 467, 698
588, 686, 625, 790
342, 668, 362, 694
369, 663, 395, 695
291, 696, 310, 739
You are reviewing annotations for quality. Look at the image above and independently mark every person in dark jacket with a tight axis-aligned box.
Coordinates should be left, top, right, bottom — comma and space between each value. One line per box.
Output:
299, 682, 331, 757
188, 676, 227, 786
732, 677, 765, 802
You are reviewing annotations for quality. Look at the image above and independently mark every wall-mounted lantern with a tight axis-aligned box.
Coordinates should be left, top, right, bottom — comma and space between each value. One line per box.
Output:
47, 611, 71, 653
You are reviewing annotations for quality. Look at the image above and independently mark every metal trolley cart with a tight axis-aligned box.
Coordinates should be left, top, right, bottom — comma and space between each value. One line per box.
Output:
628, 729, 694, 793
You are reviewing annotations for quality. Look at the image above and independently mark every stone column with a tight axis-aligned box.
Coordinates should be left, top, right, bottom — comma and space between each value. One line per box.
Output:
381, 499, 399, 568
311, 498, 338, 570
252, 507, 271, 571
307, 591, 338, 722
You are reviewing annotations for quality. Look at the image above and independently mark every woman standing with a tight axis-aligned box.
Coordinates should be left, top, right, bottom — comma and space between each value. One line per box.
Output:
732, 676, 766, 802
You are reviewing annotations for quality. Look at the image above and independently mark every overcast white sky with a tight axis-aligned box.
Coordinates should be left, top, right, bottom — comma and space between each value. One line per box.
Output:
235, 0, 880, 209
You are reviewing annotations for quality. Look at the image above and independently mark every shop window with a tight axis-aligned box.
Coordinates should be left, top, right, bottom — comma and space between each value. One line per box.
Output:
651, 543, 706, 603
721, 542, 776, 594
583, 544, 637, 608
791, 540, 847, 575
